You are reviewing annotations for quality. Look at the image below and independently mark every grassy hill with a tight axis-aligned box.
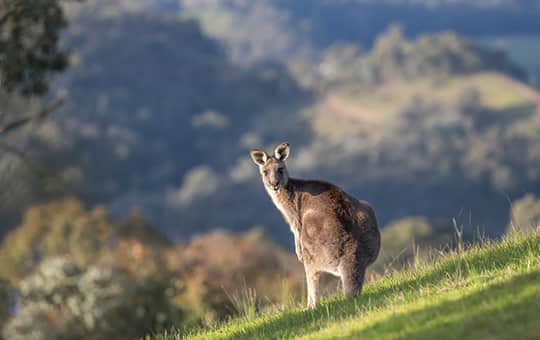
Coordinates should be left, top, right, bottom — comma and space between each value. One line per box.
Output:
307, 72, 540, 140
150, 229, 540, 339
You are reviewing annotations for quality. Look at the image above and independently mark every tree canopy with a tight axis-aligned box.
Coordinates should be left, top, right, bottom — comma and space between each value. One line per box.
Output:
0, 0, 75, 96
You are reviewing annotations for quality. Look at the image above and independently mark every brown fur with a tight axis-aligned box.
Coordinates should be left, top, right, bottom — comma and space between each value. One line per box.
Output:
250, 143, 381, 309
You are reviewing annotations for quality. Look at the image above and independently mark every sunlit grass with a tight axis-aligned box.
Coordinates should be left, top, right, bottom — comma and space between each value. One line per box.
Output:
303, 270, 540, 340
149, 229, 540, 339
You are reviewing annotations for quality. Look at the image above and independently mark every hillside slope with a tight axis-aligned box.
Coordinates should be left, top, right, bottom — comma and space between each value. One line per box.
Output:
152, 230, 540, 339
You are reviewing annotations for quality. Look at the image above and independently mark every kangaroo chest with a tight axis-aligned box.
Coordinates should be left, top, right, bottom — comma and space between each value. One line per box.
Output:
268, 189, 301, 236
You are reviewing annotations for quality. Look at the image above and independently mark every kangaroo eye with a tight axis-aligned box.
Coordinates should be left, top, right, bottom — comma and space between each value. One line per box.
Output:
263, 170, 268, 175
278, 168, 283, 174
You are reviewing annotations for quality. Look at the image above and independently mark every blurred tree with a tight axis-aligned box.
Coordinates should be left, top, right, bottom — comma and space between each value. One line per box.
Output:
318, 42, 365, 85
507, 194, 540, 234
303, 25, 526, 88
0, 198, 305, 331
0, 0, 73, 96
0, 0, 80, 161
0, 279, 13, 340
368, 86, 540, 192
2, 257, 184, 340
0, 198, 170, 283
0, 0, 76, 232
165, 227, 304, 323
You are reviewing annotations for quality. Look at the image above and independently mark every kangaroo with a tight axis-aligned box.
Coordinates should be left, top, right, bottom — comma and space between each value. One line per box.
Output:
250, 142, 380, 309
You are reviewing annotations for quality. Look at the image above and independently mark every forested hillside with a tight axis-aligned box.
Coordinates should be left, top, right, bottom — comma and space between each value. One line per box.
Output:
1, 0, 539, 245
180, 0, 540, 65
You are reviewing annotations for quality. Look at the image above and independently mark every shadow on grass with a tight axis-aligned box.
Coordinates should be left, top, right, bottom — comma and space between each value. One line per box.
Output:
212, 234, 539, 339
340, 269, 540, 340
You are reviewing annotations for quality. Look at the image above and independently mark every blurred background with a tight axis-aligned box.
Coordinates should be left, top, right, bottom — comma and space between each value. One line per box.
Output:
1, 0, 540, 338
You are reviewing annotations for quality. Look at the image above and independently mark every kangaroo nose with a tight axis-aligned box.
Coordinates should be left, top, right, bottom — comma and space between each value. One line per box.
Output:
270, 178, 280, 190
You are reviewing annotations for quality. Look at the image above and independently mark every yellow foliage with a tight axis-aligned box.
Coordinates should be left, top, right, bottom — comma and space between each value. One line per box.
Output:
0, 198, 113, 282
0, 198, 169, 284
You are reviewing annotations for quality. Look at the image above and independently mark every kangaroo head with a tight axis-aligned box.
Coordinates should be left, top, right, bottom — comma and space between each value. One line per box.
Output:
250, 142, 290, 191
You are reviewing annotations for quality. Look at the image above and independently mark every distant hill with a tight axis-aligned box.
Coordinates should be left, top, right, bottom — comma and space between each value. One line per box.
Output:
179, 0, 540, 67
1, 1, 539, 246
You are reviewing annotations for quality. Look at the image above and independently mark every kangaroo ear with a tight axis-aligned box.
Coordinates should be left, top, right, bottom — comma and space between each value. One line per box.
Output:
250, 149, 268, 166
274, 142, 290, 161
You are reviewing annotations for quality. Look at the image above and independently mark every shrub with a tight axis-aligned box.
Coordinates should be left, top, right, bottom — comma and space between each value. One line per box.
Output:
508, 194, 540, 234
374, 217, 455, 271
2, 257, 184, 340
0, 198, 169, 283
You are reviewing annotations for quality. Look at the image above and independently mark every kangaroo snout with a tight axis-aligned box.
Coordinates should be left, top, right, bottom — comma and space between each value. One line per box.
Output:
269, 177, 281, 190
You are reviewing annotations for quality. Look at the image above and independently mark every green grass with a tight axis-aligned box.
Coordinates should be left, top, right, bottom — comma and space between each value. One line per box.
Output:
150, 230, 540, 339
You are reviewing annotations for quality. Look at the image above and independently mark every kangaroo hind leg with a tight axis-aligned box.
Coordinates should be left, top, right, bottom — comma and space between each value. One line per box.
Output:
339, 259, 366, 297
304, 266, 320, 309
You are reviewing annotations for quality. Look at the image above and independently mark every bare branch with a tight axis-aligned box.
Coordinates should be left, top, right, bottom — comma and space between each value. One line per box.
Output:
0, 96, 65, 135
